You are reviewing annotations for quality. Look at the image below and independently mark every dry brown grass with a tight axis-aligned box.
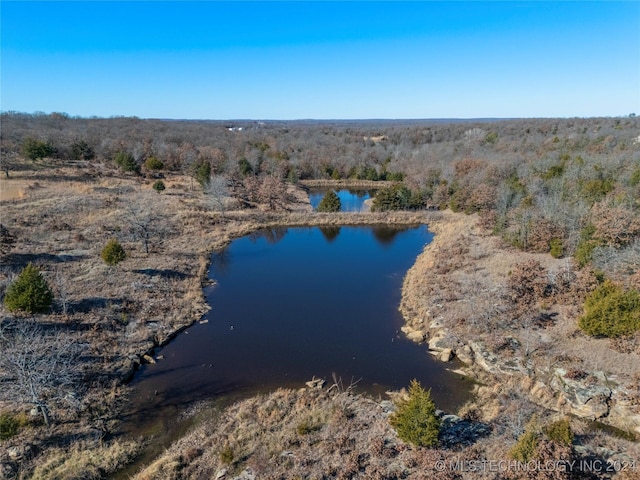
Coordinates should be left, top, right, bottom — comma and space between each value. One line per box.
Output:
30, 439, 141, 480
2, 162, 638, 478
399, 210, 640, 439
134, 387, 461, 480
0, 161, 440, 477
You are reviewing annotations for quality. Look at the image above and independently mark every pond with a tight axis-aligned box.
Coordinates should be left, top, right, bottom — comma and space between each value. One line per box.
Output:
128, 225, 471, 423
308, 188, 374, 211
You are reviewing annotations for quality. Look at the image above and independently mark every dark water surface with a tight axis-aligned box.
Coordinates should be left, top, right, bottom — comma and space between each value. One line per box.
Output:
309, 189, 373, 211
128, 225, 471, 422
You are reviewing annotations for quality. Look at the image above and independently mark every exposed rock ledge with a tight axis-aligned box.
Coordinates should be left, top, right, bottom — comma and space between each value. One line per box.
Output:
399, 210, 640, 436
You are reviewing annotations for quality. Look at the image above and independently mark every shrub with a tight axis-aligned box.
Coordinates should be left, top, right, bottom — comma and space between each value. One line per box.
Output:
0, 412, 27, 440
581, 178, 614, 204
510, 422, 540, 462
543, 163, 565, 180
101, 239, 126, 266
296, 418, 323, 435
575, 240, 598, 268
575, 224, 601, 268
70, 140, 95, 160
144, 156, 164, 170
549, 238, 563, 258
194, 161, 211, 186
386, 171, 405, 181
152, 180, 166, 194
544, 418, 574, 446
316, 190, 341, 212
220, 445, 234, 465
22, 138, 55, 160
578, 280, 640, 337
4, 263, 54, 314
508, 259, 548, 308
114, 151, 139, 173
390, 379, 440, 447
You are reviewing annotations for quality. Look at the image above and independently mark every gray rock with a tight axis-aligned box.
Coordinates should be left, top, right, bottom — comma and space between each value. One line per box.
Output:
233, 468, 256, 480
215, 468, 227, 480
379, 400, 395, 414
428, 330, 460, 352
6, 447, 22, 462
456, 345, 474, 365
551, 372, 612, 420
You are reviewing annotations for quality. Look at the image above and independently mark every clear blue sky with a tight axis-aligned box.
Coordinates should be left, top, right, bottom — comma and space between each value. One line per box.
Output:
2, 1, 639, 119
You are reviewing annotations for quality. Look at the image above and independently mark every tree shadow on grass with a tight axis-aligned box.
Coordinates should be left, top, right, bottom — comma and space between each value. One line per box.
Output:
438, 414, 492, 449
2, 252, 89, 270
133, 268, 190, 280
69, 297, 123, 314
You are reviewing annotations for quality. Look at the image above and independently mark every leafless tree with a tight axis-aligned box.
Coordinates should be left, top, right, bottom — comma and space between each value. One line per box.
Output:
0, 320, 84, 426
205, 175, 231, 219
54, 269, 71, 317
0, 151, 19, 178
124, 193, 169, 255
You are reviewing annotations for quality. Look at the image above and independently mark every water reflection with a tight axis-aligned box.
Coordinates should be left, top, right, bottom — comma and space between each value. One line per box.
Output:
210, 247, 231, 275
372, 225, 416, 245
248, 226, 288, 244
129, 225, 470, 423
319, 226, 341, 242
309, 189, 375, 212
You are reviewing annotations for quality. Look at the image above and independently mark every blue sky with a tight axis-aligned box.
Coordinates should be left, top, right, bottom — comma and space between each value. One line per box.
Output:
1, 1, 639, 119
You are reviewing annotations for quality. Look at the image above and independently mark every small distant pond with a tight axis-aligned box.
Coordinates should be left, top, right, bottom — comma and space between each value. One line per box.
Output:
308, 189, 374, 211
128, 225, 471, 426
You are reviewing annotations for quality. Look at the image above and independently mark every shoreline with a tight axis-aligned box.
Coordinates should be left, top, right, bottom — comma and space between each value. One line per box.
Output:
397, 210, 640, 437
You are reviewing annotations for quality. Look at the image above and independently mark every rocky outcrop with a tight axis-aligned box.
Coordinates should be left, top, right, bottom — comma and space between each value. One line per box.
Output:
399, 211, 640, 436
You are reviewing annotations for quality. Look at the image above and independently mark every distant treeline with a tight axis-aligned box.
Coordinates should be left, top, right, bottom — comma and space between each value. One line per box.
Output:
2, 112, 639, 285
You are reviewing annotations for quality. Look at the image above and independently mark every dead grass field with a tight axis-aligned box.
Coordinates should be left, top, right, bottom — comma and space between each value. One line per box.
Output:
0, 162, 437, 478
1, 163, 638, 479
400, 210, 640, 437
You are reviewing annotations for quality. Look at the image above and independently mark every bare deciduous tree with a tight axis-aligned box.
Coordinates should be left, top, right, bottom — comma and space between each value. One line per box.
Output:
205, 175, 231, 219
0, 321, 84, 426
124, 193, 169, 255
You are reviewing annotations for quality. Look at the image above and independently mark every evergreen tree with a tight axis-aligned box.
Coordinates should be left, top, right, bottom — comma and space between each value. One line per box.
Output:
101, 239, 127, 266
371, 184, 412, 211
390, 380, 440, 447
152, 180, 166, 193
22, 138, 55, 161
316, 190, 341, 212
144, 156, 164, 170
194, 161, 211, 187
114, 151, 139, 173
4, 263, 54, 314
